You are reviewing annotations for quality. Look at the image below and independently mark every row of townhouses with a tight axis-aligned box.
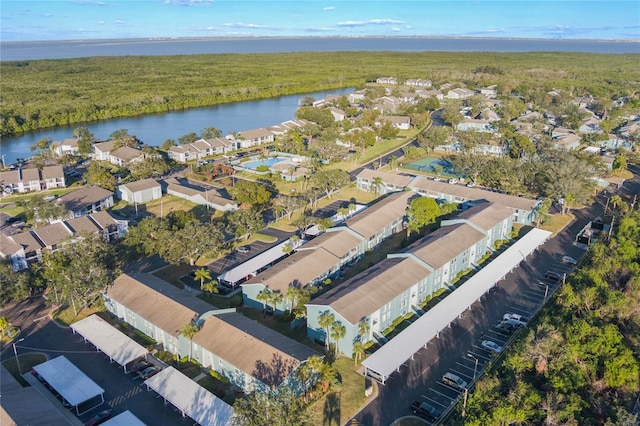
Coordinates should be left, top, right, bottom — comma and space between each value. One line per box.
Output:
306, 201, 514, 357
0, 165, 65, 194
0, 211, 126, 271
103, 273, 319, 395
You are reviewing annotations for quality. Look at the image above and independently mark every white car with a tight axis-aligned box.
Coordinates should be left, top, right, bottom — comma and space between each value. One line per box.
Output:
503, 313, 528, 324
447, 178, 459, 184
481, 340, 503, 353
561, 255, 577, 265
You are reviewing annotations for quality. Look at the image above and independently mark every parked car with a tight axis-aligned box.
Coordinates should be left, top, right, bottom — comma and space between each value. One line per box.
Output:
447, 178, 459, 184
561, 255, 577, 265
442, 372, 467, 390
544, 270, 564, 282
128, 360, 151, 374
503, 313, 528, 324
495, 321, 516, 334
84, 409, 113, 426
138, 366, 160, 380
236, 245, 251, 254
410, 400, 441, 421
11, 221, 26, 228
433, 177, 442, 182
466, 181, 476, 187
481, 340, 503, 353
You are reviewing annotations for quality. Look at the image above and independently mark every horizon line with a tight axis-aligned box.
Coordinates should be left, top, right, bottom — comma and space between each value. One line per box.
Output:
2, 35, 640, 45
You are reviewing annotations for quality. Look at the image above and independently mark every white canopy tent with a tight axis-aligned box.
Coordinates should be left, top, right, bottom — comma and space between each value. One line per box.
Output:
32, 355, 105, 415
102, 410, 146, 426
144, 367, 234, 425
71, 314, 148, 372
363, 228, 552, 384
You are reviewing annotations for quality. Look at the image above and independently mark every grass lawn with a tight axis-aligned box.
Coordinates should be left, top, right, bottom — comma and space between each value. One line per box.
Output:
3, 353, 48, 386
307, 357, 370, 425
152, 264, 193, 288
52, 303, 103, 326
540, 212, 575, 236
144, 195, 200, 218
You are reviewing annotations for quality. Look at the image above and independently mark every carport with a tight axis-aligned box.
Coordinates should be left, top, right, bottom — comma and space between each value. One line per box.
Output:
218, 238, 303, 288
70, 314, 148, 373
32, 355, 105, 415
144, 367, 234, 425
362, 228, 552, 384
102, 410, 146, 425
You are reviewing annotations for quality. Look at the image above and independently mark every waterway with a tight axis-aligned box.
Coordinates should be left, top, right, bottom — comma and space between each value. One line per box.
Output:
2, 37, 639, 61
0, 87, 353, 165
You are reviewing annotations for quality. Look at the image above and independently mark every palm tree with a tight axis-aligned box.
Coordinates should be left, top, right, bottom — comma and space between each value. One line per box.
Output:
193, 267, 211, 289
0, 316, 9, 337
180, 323, 200, 361
268, 291, 284, 315
389, 155, 399, 171
256, 289, 271, 316
330, 321, 346, 355
358, 319, 370, 343
285, 286, 299, 314
317, 311, 335, 351
352, 341, 365, 366
201, 280, 219, 295
372, 176, 384, 196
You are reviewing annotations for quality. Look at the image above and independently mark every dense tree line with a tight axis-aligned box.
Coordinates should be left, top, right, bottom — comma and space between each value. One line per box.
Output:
459, 211, 640, 425
2, 52, 638, 137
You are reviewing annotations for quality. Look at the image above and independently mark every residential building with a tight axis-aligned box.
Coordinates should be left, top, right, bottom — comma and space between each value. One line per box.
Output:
191, 312, 319, 394
104, 274, 318, 395
1, 211, 126, 271
51, 138, 80, 156
376, 77, 398, 85
480, 85, 498, 99
92, 141, 116, 161
163, 178, 237, 211
329, 107, 347, 122
446, 88, 476, 99
233, 128, 275, 149
553, 133, 581, 150
241, 191, 414, 313
579, 116, 601, 134
457, 119, 494, 133
266, 119, 309, 136
405, 79, 432, 88
116, 178, 162, 203
56, 186, 114, 218
355, 169, 414, 195
168, 138, 235, 163
109, 147, 144, 167
440, 202, 514, 247
0, 166, 65, 194
375, 115, 411, 130
417, 89, 444, 100
356, 170, 540, 224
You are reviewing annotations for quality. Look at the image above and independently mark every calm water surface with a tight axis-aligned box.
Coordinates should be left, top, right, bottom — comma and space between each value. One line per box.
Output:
0, 88, 353, 165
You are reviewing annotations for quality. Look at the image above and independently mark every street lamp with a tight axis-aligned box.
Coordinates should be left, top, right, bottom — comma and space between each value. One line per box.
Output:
468, 353, 479, 380
13, 338, 25, 375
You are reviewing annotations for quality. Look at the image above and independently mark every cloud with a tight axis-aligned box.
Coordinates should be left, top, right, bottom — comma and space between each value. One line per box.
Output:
163, 0, 213, 5
114, 19, 125, 24
337, 19, 406, 27
391, 27, 401, 32
221, 22, 274, 29
98, 20, 105, 25
323, 6, 335, 11
72, 1, 109, 6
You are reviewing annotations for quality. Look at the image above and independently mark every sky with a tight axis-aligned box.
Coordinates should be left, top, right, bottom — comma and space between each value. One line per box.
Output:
1, 0, 639, 42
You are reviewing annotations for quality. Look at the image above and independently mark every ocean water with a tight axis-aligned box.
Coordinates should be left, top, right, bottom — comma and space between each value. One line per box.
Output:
2, 36, 638, 61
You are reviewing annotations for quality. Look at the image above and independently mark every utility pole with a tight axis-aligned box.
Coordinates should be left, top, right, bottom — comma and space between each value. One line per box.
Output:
462, 387, 469, 417
12, 338, 25, 375
608, 215, 615, 241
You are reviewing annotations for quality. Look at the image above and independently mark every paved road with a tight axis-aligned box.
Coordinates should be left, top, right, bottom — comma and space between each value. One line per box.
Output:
352, 164, 640, 426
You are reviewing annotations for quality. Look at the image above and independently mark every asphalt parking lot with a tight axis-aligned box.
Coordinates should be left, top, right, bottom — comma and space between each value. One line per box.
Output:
0, 300, 190, 425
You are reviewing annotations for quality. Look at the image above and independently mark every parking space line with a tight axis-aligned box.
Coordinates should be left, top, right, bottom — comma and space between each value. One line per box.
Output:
431, 386, 457, 399
468, 349, 491, 361
484, 331, 508, 343
423, 396, 449, 409
450, 369, 472, 381
455, 361, 476, 373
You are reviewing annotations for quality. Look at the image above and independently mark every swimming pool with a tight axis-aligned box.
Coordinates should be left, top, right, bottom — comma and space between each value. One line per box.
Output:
241, 157, 286, 170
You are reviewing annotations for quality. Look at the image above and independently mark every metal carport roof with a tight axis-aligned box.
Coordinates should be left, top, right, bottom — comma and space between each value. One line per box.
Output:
362, 228, 552, 384
70, 314, 148, 372
32, 355, 104, 415
102, 410, 146, 425
144, 367, 234, 425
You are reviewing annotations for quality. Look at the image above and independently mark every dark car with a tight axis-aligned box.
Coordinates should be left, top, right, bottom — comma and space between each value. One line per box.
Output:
410, 400, 441, 421
138, 366, 160, 380
129, 360, 151, 374
495, 321, 516, 334
544, 270, 564, 282
84, 409, 113, 426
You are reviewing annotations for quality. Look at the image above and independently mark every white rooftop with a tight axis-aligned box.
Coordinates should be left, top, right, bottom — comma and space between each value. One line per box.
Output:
71, 315, 148, 369
102, 410, 146, 426
32, 355, 104, 407
144, 367, 234, 425
362, 228, 552, 382
218, 239, 302, 286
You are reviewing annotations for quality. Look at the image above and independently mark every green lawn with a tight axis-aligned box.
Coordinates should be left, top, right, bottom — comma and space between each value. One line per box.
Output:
2, 353, 48, 386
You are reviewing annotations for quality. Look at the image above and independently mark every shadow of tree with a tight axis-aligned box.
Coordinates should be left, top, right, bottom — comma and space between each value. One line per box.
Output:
252, 353, 298, 390
323, 391, 341, 426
